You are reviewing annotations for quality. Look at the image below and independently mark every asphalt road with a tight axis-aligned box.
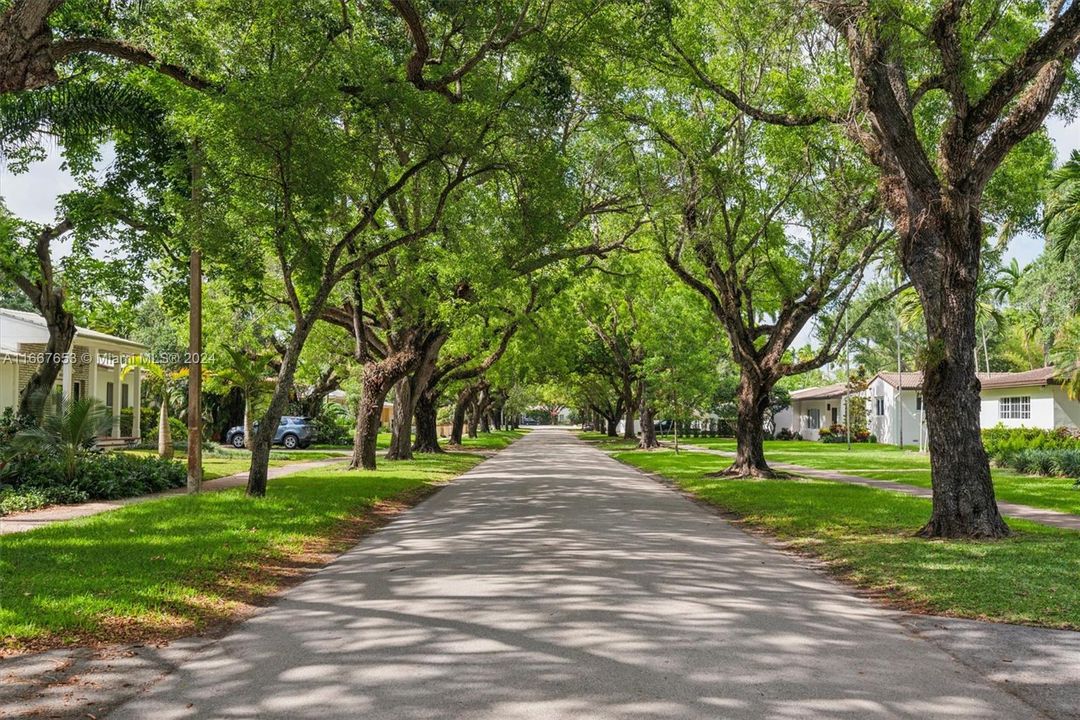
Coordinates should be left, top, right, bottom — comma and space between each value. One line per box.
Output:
109, 428, 1045, 719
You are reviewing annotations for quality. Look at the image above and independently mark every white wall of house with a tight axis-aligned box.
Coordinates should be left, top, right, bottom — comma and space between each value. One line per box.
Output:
979, 385, 1057, 430
866, 378, 924, 446
1053, 387, 1080, 429
790, 397, 845, 441
770, 407, 793, 435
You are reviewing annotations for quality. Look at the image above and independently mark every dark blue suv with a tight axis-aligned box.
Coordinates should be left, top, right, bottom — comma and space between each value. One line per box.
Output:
226, 416, 316, 450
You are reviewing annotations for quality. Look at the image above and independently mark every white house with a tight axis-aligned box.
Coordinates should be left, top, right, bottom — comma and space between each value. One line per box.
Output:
786, 366, 1080, 446
788, 383, 851, 441
0, 308, 146, 441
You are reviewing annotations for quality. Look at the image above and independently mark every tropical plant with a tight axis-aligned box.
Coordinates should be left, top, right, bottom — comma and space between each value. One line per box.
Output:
1045, 150, 1080, 262
122, 356, 188, 459
11, 394, 111, 481
208, 347, 273, 450
1050, 316, 1080, 401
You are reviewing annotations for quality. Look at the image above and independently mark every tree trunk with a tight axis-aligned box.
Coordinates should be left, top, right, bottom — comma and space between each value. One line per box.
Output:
638, 383, 659, 450
158, 401, 174, 459
386, 376, 414, 460
908, 212, 1009, 538
247, 317, 314, 496
412, 391, 444, 453
720, 373, 774, 477
467, 405, 480, 438
0, 4, 60, 95
242, 392, 254, 451
351, 350, 418, 470
605, 417, 617, 436
449, 384, 476, 445
17, 303, 75, 420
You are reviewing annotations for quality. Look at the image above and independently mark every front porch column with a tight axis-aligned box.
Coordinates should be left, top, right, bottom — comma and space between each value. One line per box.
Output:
112, 358, 122, 438
61, 352, 73, 398
132, 368, 141, 441
87, 347, 99, 401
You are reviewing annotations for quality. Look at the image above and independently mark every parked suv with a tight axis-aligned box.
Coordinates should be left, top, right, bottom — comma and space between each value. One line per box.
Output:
225, 416, 316, 450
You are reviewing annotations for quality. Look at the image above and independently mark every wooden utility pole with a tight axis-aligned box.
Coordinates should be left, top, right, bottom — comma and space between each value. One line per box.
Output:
187, 145, 203, 493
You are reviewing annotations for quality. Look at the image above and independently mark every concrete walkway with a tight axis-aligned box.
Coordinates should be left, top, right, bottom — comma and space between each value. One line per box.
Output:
669, 443, 1080, 531
0, 457, 348, 535
104, 428, 1062, 719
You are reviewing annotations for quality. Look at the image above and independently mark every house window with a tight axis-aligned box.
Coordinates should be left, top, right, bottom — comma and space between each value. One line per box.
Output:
832, 407, 839, 424
122, 384, 130, 409
72, 381, 82, 402
807, 408, 821, 430
875, 396, 885, 416
106, 382, 115, 409
999, 396, 1030, 420
916, 394, 923, 411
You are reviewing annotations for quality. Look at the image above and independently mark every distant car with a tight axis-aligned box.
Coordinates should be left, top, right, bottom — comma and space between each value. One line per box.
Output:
653, 419, 674, 433
225, 416, 316, 450
520, 417, 539, 426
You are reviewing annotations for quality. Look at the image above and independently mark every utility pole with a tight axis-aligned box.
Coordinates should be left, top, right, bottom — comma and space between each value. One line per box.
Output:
670, 363, 679, 455
845, 314, 851, 451
187, 143, 203, 493
895, 273, 904, 449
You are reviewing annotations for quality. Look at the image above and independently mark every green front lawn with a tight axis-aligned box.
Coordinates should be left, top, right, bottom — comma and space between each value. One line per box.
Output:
578, 431, 642, 451
445, 429, 527, 450
671, 438, 1080, 516
0, 453, 484, 650
615, 449, 1080, 629
123, 449, 345, 481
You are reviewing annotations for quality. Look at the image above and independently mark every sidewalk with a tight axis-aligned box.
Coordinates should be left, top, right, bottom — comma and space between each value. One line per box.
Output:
0, 457, 349, 536
668, 443, 1080, 532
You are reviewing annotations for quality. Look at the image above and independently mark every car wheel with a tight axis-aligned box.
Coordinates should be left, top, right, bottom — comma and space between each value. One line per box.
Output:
231, 434, 245, 449
282, 434, 298, 449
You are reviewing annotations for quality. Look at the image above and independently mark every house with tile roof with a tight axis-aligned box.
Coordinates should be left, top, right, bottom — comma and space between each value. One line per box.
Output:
785, 367, 1080, 446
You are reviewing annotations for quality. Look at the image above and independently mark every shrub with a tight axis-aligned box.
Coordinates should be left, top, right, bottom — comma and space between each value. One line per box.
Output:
0, 452, 185, 514
983, 426, 1080, 465
72, 453, 186, 499
1005, 448, 1080, 480
169, 416, 188, 443
1052, 449, 1080, 478
0, 485, 91, 514
775, 428, 801, 441
818, 424, 873, 443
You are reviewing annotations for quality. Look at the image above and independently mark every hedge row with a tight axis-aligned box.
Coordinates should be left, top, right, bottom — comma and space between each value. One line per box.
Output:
0, 453, 185, 515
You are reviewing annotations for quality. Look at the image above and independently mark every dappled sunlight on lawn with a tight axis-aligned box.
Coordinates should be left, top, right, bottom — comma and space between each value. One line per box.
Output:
0, 454, 485, 646
613, 448, 1080, 629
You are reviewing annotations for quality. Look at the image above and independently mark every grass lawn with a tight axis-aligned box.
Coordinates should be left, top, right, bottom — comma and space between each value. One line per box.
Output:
670, 437, 1080, 516
0, 453, 484, 651
615, 448, 1080, 629
577, 431, 642, 451
123, 448, 346, 481
445, 429, 528, 450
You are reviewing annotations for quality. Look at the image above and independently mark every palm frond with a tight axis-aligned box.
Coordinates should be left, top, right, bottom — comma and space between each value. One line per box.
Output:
0, 80, 165, 154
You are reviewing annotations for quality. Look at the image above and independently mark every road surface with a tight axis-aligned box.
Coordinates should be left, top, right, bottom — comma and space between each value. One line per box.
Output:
110, 428, 1044, 719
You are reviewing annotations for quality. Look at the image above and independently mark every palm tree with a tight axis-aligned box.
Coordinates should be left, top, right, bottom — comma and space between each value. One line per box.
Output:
13, 393, 111, 481
210, 347, 272, 450
998, 316, 1047, 371
1045, 150, 1080, 262
1050, 317, 1080, 401
121, 356, 187, 459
